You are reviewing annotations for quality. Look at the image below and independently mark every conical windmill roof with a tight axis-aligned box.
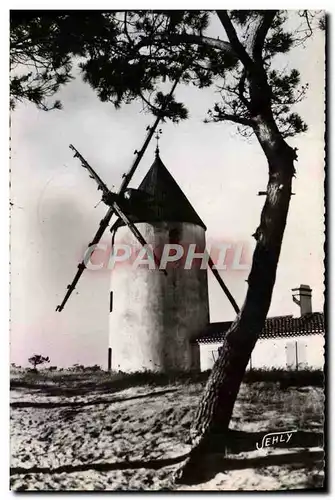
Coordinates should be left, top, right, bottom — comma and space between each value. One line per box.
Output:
129, 150, 206, 229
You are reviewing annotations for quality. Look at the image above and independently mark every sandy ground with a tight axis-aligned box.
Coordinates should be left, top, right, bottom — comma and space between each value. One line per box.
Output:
10, 372, 324, 491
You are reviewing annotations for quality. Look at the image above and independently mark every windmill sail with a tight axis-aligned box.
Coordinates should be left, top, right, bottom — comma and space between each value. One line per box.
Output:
56, 79, 180, 312
55, 207, 116, 312
208, 256, 240, 314
69, 144, 110, 195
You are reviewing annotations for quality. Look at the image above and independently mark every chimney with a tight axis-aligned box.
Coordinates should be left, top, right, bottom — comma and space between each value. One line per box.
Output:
292, 284, 312, 316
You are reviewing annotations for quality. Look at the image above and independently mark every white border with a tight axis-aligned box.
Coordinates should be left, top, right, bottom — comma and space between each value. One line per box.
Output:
2, 3, 332, 498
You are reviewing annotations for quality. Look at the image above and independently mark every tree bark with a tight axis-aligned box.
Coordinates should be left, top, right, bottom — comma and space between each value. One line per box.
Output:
177, 116, 297, 483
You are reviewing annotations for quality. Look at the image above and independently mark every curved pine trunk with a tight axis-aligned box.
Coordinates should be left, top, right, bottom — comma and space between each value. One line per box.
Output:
178, 118, 297, 483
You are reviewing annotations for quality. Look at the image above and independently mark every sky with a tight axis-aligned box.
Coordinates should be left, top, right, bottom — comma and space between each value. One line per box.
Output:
10, 13, 325, 368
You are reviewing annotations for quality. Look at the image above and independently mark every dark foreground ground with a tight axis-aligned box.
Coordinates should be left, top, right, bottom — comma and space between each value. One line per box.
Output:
10, 369, 324, 491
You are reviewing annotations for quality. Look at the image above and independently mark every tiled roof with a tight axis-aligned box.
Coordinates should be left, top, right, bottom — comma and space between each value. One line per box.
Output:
119, 151, 206, 229
197, 312, 325, 343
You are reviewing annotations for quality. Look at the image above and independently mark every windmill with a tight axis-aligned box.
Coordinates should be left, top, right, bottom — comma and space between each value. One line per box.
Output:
56, 86, 239, 373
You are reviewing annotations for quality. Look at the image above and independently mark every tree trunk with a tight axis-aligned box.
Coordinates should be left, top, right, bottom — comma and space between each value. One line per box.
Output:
177, 118, 297, 483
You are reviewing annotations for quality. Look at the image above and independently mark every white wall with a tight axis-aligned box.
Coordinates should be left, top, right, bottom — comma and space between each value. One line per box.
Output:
199, 334, 324, 371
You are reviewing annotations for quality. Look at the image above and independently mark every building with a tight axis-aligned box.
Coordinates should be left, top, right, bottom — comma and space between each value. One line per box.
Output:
196, 285, 324, 371
108, 149, 209, 372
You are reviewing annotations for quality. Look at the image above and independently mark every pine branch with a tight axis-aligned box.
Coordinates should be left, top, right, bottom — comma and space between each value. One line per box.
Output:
216, 11, 253, 69
209, 111, 252, 126
136, 33, 234, 56
124, 12, 133, 46
238, 69, 251, 110
251, 11, 278, 61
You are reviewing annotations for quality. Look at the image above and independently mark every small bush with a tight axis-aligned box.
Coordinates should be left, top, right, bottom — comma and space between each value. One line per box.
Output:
243, 368, 324, 388
83, 365, 102, 372
26, 368, 38, 374
68, 364, 86, 372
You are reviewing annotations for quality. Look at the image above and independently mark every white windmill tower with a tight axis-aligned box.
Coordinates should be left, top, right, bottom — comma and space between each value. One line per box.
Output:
108, 141, 209, 373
